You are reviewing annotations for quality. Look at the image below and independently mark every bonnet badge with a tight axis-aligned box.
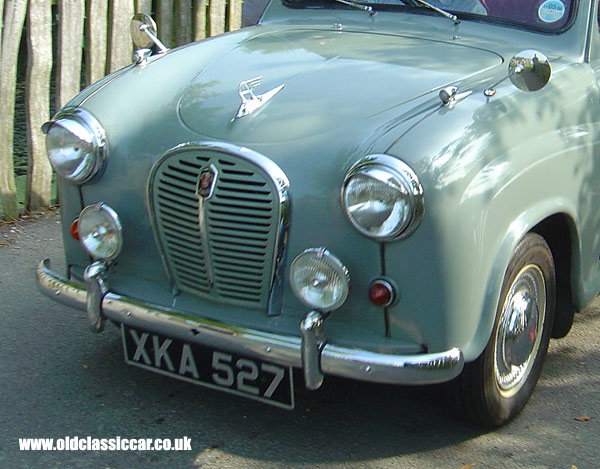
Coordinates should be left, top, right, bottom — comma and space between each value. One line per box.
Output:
233, 76, 284, 121
196, 165, 218, 200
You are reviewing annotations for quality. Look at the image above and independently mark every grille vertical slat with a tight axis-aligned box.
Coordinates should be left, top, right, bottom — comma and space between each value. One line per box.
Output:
150, 147, 283, 309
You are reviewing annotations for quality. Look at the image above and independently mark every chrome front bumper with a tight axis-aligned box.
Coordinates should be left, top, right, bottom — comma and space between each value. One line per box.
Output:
37, 259, 464, 389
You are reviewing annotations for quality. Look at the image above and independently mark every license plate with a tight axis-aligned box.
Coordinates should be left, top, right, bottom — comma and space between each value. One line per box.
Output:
121, 325, 294, 409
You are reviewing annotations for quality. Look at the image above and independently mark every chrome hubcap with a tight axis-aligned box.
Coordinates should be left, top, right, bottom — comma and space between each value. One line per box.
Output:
494, 264, 545, 397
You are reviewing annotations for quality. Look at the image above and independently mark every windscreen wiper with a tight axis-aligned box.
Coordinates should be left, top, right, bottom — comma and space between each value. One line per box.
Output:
328, 0, 459, 23
412, 0, 460, 24
330, 0, 374, 14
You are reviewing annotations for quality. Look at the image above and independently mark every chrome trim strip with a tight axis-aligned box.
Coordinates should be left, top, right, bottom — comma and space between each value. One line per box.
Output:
196, 196, 214, 286
79, 67, 135, 107
195, 164, 218, 287
147, 141, 290, 314
37, 259, 465, 386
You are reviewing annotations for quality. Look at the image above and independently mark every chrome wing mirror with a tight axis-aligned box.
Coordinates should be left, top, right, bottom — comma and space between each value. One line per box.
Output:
130, 13, 169, 65
485, 50, 551, 97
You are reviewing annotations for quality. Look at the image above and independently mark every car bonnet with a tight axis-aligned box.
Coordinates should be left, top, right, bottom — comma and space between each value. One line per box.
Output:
178, 28, 502, 144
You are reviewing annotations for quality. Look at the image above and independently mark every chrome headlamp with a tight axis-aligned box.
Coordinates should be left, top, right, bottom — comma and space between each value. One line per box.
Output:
289, 248, 350, 312
43, 108, 107, 184
342, 154, 424, 241
78, 203, 123, 261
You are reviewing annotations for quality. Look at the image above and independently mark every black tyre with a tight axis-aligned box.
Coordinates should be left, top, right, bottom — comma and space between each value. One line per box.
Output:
449, 233, 555, 426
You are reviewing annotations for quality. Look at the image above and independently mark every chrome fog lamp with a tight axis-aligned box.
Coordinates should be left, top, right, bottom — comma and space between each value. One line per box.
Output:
342, 154, 424, 241
289, 248, 350, 312
78, 204, 123, 261
44, 108, 107, 184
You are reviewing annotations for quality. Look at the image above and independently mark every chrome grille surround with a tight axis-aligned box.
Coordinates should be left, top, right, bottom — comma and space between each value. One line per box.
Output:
148, 142, 290, 314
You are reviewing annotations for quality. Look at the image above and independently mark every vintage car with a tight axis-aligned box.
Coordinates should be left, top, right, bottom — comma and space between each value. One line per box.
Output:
37, 0, 600, 426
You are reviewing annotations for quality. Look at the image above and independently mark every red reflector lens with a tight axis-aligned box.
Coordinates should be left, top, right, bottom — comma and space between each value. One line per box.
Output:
70, 218, 80, 240
369, 281, 394, 307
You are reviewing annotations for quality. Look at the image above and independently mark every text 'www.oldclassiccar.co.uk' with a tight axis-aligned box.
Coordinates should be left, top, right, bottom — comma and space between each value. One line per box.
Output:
19, 436, 192, 451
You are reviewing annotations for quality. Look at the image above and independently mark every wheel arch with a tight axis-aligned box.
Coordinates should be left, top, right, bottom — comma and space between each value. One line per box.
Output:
530, 213, 580, 338
464, 202, 581, 361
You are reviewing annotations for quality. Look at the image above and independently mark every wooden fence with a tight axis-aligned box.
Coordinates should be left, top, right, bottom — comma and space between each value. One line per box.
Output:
0, 0, 242, 220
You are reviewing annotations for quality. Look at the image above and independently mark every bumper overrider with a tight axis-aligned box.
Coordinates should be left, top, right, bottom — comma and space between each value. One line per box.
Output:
36, 259, 464, 390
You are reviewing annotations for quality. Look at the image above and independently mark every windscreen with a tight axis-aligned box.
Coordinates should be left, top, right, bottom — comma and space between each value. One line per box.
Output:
284, 0, 575, 32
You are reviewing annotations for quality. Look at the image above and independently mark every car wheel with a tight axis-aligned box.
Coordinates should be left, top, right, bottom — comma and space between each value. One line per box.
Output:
449, 233, 555, 426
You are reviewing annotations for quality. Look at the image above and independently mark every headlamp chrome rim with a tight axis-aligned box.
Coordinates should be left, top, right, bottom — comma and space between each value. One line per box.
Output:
289, 247, 350, 312
341, 154, 424, 242
43, 107, 107, 184
78, 203, 123, 261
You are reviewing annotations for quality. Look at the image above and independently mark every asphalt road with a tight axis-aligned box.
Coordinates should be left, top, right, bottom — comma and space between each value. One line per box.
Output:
0, 212, 598, 468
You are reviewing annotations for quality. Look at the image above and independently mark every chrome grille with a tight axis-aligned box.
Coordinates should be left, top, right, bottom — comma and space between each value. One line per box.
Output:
150, 144, 288, 310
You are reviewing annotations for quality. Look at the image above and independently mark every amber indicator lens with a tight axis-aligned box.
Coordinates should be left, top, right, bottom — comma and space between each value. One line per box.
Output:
369, 280, 394, 307
70, 218, 80, 240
